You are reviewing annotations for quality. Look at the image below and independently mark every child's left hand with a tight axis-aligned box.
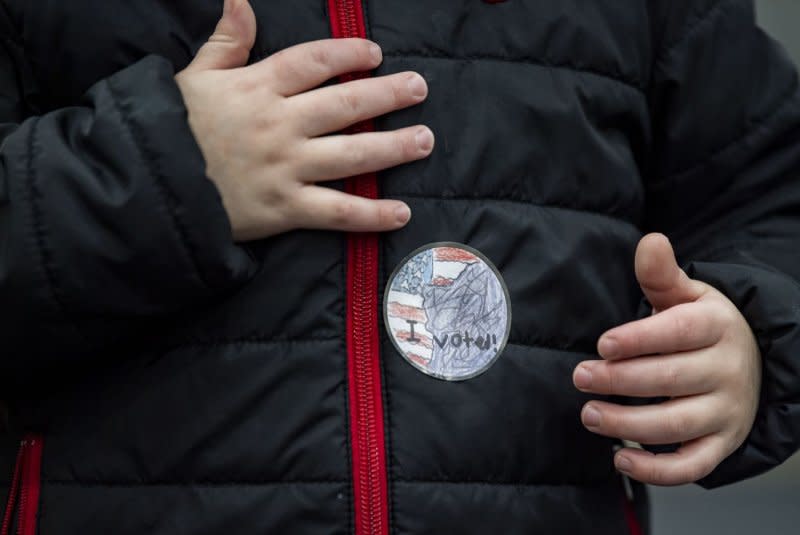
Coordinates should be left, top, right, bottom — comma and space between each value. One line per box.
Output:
573, 233, 762, 486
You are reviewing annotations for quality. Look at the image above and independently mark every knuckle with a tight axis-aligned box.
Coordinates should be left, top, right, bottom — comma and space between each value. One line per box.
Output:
625, 329, 644, 355
646, 463, 666, 484
673, 314, 694, 342
665, 410, 692, 438
269, 51, 303, 83
603, 364, 618, 393
232, 73, 259, 94
254, 107, 283, 133
330, 199, 357, 226
345, 140, 369, 169
308, 44, 332, 69
268, 49, 289, 71
338, 87, 362, 115
258, 177, 291, 207
660, 362, 682, 392
602, 410, 621, 434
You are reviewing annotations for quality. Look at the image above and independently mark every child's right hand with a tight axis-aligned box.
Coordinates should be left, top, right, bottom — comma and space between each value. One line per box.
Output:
175, 0, 432, 242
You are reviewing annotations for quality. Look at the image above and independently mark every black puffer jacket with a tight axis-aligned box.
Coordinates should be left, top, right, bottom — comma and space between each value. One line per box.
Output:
2, 1, 800, 533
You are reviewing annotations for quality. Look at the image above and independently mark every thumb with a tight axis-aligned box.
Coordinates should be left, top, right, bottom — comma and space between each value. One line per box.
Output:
186, 0, 256, 72
635, 233, 706, 311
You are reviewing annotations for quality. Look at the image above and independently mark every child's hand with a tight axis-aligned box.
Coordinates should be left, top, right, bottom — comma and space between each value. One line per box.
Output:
573, 233, 762, 486
175, 0, 432, 241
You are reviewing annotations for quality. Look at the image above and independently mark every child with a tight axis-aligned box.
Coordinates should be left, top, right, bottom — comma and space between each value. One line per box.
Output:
1, 0, 798, 533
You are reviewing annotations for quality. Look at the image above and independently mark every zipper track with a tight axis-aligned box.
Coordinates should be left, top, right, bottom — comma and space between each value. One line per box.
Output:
327, 2, 389, 535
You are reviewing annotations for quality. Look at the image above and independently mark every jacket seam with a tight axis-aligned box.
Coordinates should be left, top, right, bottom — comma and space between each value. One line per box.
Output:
505, 341, 595, 357
0, 1, 21, 49
161, 336, 341, 351
382, 51, 645, 93
105, 77, 213, 289
654, 0, 733, 72
33, 478, 618, 489
40, 479, 347, 488
392, 479, 614, 488
653, 82, 799, 185
694, 238, 800, 263
688, 253, 800, 296
25, 118, 87, 345
392, 192, 640, 228
0, 34, 21, 51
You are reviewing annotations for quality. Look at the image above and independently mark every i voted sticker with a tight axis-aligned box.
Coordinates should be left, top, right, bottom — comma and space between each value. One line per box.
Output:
384, 242, 511, 381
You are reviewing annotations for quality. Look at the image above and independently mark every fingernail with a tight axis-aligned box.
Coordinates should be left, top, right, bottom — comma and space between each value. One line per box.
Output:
408, 74, 428, 99
582, 405, 601, 428
369, 43, 383, 64
394, 204, 411, 225
598, 336, 619, 359
415, 127, 434, 152
574, 365, 592, 390
616, 455, 633, 473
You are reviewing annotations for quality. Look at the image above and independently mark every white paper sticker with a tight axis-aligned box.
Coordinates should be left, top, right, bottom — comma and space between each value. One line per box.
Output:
384, 242, 511, 381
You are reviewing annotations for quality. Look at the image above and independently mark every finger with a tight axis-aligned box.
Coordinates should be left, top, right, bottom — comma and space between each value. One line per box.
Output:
186, 0, 257, 72
573, 351, 717, 397
260, 38, 383, 96
295, 126, 434, 182
291, 186, 412, 232
581, 397, 725, 445
597, 301, 725, 360
614, 435, 728, 485
635, 233, 707, 312
290, 72, 428, 137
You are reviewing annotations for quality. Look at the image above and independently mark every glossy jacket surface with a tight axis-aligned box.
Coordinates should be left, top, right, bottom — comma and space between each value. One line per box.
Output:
1, 1, 800, 533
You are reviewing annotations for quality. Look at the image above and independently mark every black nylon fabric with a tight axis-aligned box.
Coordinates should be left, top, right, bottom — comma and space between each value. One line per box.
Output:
1, 0, 800, 533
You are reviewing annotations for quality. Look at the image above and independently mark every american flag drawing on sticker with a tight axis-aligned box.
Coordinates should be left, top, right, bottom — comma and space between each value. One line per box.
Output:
385, 243, 511, 381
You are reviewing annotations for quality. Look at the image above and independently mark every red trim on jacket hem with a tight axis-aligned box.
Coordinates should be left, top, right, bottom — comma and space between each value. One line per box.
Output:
0, 443, 22, 535
2, 434, 43, 535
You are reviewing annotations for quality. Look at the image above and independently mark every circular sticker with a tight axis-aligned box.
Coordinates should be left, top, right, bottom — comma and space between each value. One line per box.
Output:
384, 242, 511, 381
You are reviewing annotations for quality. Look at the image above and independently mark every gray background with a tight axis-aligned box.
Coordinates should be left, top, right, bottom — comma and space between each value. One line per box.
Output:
651, 2, 800, 533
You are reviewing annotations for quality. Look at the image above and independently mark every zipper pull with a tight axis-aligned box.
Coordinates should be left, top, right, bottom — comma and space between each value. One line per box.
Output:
614, 440, 645, 535
613, 440, 641, 502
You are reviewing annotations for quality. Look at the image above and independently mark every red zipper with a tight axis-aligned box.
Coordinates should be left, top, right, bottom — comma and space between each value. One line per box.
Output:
2, 434, 43, 535
327, 2, 389, 535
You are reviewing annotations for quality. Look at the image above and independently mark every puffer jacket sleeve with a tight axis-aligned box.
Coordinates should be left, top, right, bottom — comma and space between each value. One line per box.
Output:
0, 8, 257, 387
646, 0, 800, 487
